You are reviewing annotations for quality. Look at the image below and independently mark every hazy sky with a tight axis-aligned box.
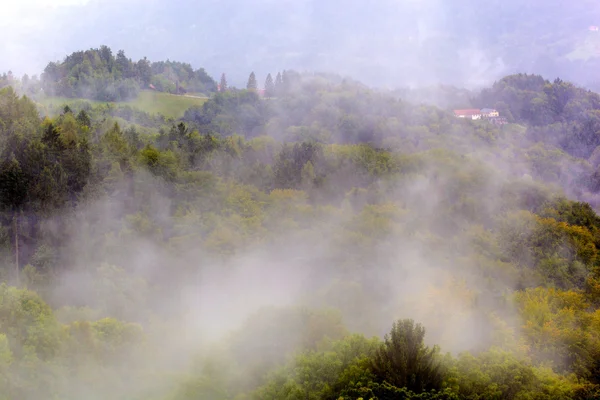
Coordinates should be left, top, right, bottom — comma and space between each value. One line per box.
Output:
2, 0, 598, 88
0, 0, 91, 76
0, 0, 91, 29
0, 0, 485, 86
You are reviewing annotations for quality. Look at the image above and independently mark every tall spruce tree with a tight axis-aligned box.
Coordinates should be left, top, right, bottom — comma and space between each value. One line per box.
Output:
247, 72, 257, 91
219, 73, 228, 92
275, 72, 283, 95
281, 70, 291, 94
264, 73, 275, 97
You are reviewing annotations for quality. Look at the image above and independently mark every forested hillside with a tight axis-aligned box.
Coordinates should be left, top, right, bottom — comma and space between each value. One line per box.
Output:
2, 65, 600, 399
35, 46, 217, 101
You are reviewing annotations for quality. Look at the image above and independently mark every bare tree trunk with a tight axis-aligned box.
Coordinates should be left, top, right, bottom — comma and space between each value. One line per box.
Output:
13, 212, 19, 286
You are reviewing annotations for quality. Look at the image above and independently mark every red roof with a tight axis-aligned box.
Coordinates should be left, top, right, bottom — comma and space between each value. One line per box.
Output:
454, 109, 481, 116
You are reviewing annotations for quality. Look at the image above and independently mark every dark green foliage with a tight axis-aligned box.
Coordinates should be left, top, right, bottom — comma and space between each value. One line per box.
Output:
575, 385, 600, 400
339, 383, 459, 400
476, 74, 600, 159
371, 319, 445, 393
183, 90, 268, 136
273, 142, 322, 189
0, 104, 90, 215
75, 109, 91, 128
0, 156, 29, 212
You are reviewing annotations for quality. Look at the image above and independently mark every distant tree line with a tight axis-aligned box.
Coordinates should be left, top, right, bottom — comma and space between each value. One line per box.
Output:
41, 45, 218, 101
216, 70, 300, 97
475, 74, 600, 159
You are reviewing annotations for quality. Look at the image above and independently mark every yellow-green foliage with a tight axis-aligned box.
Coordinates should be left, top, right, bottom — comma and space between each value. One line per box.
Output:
499, 211, 597, 288
447, 348, 580, 399
0, 284, 61, 360
515, 288, 600, 378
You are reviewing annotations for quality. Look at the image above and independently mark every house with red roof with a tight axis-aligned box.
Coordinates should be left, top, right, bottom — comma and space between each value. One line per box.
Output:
453, 109, 482, 120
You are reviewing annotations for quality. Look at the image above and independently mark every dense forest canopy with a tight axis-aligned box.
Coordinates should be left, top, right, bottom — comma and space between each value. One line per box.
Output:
37, 46, 217, 101
2, 46, 600, 398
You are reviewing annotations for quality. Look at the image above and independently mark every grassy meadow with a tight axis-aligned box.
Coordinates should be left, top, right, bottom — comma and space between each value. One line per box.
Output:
37, 90, 208, 118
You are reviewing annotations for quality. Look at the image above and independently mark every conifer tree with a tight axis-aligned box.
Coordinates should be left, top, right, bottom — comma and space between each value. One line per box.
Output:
219, 73, 228, 92
282, 70, 291, 94
264, 73, 275, 97
372, 319, 445, 393
275, 72, 283, 95
76, 109, 91, 128
247, 72, 257, 91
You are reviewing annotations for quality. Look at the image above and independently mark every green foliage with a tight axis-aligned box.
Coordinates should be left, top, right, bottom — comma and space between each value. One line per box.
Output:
499, 211, 597, 289
338, 382, 459, 400
183, 90, 267, 137
0, 284, 61, 359
448, 348, 578, 399
3, 67, 600, 399
41, 46, 216, 101
371, 319, 445, 393
476, 74, 600, 159
253, 334, 379, 400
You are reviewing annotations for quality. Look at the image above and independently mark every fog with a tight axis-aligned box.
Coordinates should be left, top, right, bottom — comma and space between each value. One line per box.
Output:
1, 1, 599, 398
27, 100, 537, 398
3, 0, 600, 89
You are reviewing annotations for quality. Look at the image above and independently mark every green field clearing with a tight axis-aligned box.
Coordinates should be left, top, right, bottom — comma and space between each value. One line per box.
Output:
38, 90, 208, 118
127, 91, 208, 117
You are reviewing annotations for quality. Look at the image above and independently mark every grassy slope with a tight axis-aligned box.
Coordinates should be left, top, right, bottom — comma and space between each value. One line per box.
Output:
38, 90, 208, 119
127, 91, 207, 118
